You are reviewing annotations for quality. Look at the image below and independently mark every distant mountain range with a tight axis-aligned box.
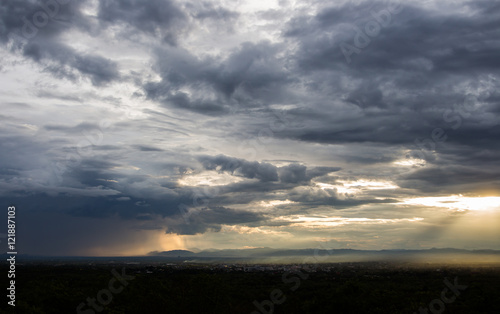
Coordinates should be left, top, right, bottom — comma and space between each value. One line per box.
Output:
6, 248, 500, 263
147, 247, 500, 259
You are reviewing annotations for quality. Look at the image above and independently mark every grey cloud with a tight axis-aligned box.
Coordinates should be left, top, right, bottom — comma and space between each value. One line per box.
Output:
44, 122, 101, 133
165, 206, 265, 235
397, 165, 500, 193
98, 0, 186, 43
0, 0, 89, 44
279, 164, 307, 183
144, 41, 291, 115
25, 40, 119, 85
132, 145, 164, 152
306, 166, 342, 179
279, 164, 341, 183
198, 155, 279, 182
286, 186, 395, 208
0, 0, 118, 85
72, 53, 120, 85
185, 1, 239, 21
13, 38, 119, 85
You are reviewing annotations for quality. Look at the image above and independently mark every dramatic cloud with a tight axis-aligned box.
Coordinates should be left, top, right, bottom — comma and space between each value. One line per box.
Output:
1, 0, 500, 255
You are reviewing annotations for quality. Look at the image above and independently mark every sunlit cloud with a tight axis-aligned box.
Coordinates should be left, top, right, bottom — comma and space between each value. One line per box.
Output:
178, 171, 246, 186
260, 199, 294, 207
316, 180, 399, 195
275, 215, 424, 229
221, 225, 292, 236
403, 195, 500, 212
394, 158, 426, 167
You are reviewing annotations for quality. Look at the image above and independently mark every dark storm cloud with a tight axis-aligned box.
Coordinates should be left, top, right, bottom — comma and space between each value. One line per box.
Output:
275, 0, 500, 154
3, 185, 267, 236
0, 0, 119, 85
98, 0, 186, 44
5, 150, 343, 231
396, 165, 500, 194
197, 155, 341, 184
165, 206, 265, 235
278, 164, 341, 184
132, 145, 164, 152
2, 178, 183, 219
22, 40, 119, 85
278, 164, 307, 183
0, 0, 89, 44
71, 53, 120, 84
198, 154, 279, 182
209, 183, 396, 210
0, 134, 50, 173
345, 81, 385, 109
144, 41, 291, 115
209, 180, 298, 197
286, 1, 500, 74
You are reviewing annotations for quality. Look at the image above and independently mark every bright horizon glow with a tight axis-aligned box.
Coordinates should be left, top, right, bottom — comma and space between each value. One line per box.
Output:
403, 195, 500, 211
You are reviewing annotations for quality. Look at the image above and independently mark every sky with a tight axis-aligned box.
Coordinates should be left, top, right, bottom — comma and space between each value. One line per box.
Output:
1, 0, 500, 256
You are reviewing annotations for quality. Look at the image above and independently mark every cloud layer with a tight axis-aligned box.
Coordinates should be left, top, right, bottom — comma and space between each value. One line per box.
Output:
1, 0, 500, 255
